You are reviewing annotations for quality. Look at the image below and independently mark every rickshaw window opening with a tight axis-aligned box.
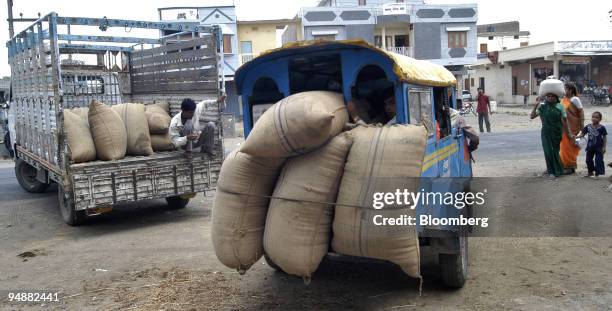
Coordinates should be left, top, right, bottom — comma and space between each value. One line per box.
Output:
351, 65, 395, 125
288, 54, 343, 95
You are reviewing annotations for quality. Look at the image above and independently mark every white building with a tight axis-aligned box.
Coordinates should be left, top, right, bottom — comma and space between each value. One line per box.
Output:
467, 40, 612, 105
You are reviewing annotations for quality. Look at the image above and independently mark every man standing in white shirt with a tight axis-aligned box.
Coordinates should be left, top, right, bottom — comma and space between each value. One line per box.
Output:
169, 95, 225, 156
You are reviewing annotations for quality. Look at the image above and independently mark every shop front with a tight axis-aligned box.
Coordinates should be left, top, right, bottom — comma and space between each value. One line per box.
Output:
559, 56, 590, 93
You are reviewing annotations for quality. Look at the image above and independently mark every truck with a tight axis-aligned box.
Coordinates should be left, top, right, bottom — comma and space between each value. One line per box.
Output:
6, 13, 225, 225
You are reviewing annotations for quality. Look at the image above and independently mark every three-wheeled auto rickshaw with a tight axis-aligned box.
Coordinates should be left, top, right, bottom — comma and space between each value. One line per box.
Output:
234, 40, 473, 288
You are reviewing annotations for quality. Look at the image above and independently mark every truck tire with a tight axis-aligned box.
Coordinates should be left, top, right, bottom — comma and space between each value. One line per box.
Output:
166, 196, 189, 209
264, 254, 283, 272
58, 184, 86, 226
15, 158, 49, 193
4, 131, 13, 157
439, 235, 468, 288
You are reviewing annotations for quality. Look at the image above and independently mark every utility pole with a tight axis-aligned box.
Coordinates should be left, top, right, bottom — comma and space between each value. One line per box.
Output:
6, 0, 41, 39
7, 0, 14, 38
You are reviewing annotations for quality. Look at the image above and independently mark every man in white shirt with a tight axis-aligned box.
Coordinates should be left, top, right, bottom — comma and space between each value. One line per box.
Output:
169, 95, 225, 156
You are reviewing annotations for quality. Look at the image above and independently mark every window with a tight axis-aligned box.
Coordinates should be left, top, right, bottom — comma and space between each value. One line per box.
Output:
479, 77, 485, 91
374, 35, 393, 48
512, 76, 518, 95
240, 41, 253, 54
358, 0, 367, 5
394, 35, 409, 47
408, 91, 422, 124
408, 89, 433, 135
448, 31, 467, 48
470, 78, 474, 86
480, 43, 488, 53
223, 34, 232, 53
62, 75, 104, 95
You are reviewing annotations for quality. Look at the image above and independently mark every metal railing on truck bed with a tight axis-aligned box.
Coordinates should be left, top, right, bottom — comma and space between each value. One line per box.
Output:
7, 12, 225, 225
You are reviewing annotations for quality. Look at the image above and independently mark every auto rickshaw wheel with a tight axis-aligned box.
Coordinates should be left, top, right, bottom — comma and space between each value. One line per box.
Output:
15, 158, 49, 193
439, 234, 468, 288
58, 184, 86, 226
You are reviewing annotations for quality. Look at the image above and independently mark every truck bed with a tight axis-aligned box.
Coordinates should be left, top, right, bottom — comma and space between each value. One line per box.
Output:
70, 151, 222, 210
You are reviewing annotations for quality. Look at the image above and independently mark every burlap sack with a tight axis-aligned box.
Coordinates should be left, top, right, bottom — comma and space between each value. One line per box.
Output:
155, 101, 170, 114
71, 107, 89, 125
240, 91, 348, 158
331, 125, 427, 278
88, 100, 127, 161
146, 104, 171, 134
112, 103, 154, 156
64, 110, 96, 163
264, 132, 353, 280
150, 133, 175, 151
211, 151, 285, 273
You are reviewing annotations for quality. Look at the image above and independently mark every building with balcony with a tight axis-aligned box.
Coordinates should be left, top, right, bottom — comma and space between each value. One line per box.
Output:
157, 7, 301, 119
287, 0, 478, 88
237, 19, 299, 66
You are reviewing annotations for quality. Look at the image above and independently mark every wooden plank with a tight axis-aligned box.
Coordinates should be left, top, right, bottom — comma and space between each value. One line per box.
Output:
132, 81, 218, 93
131, 58, 216, 74
132, 68, 218, 83
130, 37, 213, 58
131, 48, 215, 67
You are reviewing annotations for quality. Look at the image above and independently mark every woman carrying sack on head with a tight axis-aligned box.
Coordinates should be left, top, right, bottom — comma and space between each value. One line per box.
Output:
530, 78, 573, 178
560, 82, 585, 174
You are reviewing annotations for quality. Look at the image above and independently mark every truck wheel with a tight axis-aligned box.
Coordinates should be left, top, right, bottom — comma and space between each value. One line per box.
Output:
264, 254, 283, 272
15, 158, 49, 193
166, 196, 189, 209
439, 235, 468, 288
4, 132, 13, 157
58, 184, 86, 226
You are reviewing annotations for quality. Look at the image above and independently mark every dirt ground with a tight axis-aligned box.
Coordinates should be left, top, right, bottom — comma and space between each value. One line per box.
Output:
1, 106, 611, 310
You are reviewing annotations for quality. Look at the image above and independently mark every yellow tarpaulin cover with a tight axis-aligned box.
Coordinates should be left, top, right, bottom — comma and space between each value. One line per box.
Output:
258, 39, 457, 88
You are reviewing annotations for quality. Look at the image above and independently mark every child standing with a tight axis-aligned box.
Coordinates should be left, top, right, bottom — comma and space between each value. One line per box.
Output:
576, 111, 607, 178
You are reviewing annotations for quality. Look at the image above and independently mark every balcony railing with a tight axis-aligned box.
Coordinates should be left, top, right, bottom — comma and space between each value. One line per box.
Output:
240, 53, 255, 65
385, 46, 413, 57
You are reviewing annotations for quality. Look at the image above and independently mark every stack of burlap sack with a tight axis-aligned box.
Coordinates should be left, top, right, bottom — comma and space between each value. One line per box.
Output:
63, 100, 175, 163
211, 91, 428, 283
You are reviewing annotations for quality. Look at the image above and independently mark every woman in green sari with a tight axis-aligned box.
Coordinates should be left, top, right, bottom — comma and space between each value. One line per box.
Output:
530, 93, 572, 178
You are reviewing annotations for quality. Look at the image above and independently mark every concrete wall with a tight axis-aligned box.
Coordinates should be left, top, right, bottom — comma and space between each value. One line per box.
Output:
237, 23, 281, 56
304, 25, 347, 40
318, 0, 393, 7
438, 23, 477, 66
411, 3, 477, 66
413, 23, 440, 59
281, 23, 304, 44
468, 63, 513, 104
345, 24, 375, 42
478, 37, 528, 53
511, 62, 531, 96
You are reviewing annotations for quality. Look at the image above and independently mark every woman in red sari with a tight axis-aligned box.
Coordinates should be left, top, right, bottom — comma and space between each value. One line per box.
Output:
560, 83, 584, 174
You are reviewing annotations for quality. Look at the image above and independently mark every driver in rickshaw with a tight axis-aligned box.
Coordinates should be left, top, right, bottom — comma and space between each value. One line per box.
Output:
346, 87, 396, 126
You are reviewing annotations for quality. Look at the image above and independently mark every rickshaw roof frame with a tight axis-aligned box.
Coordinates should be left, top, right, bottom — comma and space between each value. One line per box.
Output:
235, 39, 458, 93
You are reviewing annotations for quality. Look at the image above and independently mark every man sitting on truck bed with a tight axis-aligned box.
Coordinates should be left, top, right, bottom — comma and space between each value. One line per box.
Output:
170, 96, 225, 156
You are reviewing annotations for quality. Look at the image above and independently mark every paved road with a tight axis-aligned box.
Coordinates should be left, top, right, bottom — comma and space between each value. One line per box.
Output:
1, 129, 611, 310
